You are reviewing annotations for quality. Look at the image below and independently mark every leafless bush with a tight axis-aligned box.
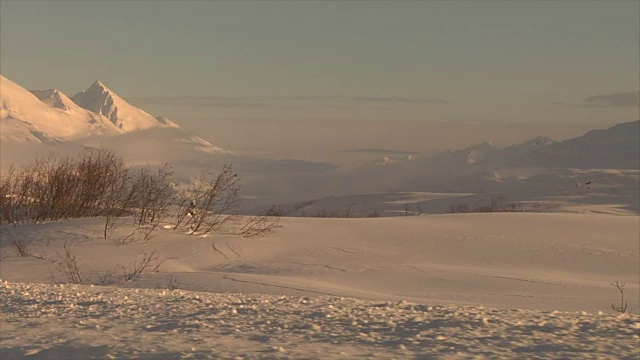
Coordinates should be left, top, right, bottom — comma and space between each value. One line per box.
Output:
240, 207, 282, 238
1, 149, 179, 245
116, 220, 161, 246
3, 151, 270, 241
0, 168, 20, 226
55, 241, 84, 284
108, 164, 176, 244
311, 207, 355, 218
450, 203, 472, 213
0, 226, 45, 259
1, 226, 29, 257
121, 251, 165, 282
176, 165, 241, 236
366, 209, 380, 218
95, 269, 115, 286
611, 281, 629, 313
0, 149, 133, 225
129, 164, 176, 227
450, 201, 556, 213
101, 157, 133, 239
166, 276, 180, 291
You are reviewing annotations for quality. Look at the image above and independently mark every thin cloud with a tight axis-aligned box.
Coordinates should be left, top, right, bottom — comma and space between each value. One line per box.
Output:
278, 95, 449, 104
127, 95, 450, 110
584, 91, 640, 107
127, 96, 271, 109
554, 90, 640, 108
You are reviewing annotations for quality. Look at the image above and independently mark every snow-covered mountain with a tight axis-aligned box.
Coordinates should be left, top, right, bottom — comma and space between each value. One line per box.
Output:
513, 120, 640, 169
0, 75, 121, 142
30, 88, 74, 111
0, 75, 179, 142
423, 121, 638, 170
71, 80, 179, 132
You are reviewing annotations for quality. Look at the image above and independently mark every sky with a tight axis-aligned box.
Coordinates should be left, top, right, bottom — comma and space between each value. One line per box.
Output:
1, 1, 638, 158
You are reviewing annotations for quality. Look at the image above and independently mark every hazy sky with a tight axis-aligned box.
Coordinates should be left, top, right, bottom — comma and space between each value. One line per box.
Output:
1, 1, 638, 156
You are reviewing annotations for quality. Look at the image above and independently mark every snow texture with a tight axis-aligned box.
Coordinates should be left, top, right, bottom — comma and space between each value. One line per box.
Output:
1, 281, 638, 359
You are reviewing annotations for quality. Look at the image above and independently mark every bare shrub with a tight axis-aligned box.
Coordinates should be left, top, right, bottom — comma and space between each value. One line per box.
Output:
110, 164, 176, 244
55, 241, 84, 284
0, 226, 45, 259
166, 276, 180, 291
450, 201, 556, 214
1, 226, 29, 257
366, 209, 380, 218
172, 195, 194, 231
177, 165, 241, 235
611, 281, 629, 313
450, 204, 467, 213
121, 251, 165, 281
1, 149, 182, 245
129, 164, 176, 227
101, 156, 132, 239
3, 151, 264, 241
0, 168, 20, 226
0, 149, 133, 225
240, 207, 282, 238
96, 269, 116, 286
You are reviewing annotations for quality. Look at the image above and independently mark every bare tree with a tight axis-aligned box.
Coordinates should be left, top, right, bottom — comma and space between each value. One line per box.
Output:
129, 164, 176, 227
2, 226, 29, 257
240, 207, 282, 238
121, 251, 164, 281
611, 281, 629, 313
55, 240, 84, 284
178, 165, 241, 235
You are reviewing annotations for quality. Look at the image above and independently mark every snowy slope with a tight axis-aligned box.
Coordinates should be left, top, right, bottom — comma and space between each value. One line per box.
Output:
1, 213, 637, 312
0, 75, 121, 141
72, 80, 180, 132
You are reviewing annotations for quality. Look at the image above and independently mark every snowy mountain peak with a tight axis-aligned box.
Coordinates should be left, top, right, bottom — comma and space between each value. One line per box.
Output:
1, 75, 122, 142
30, 88, 72, 111
72, 81, 122, 126
72, 80, 178, 131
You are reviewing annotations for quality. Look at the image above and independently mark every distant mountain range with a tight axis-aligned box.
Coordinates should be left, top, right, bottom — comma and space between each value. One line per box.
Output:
367, 120, 639, 171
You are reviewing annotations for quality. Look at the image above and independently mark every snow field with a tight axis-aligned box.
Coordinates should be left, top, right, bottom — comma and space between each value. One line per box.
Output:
1, 281, 638, 359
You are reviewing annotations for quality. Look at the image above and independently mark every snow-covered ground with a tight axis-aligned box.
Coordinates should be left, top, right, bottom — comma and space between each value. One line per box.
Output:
2, 281, 638, 359
1, 213, 638, 358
